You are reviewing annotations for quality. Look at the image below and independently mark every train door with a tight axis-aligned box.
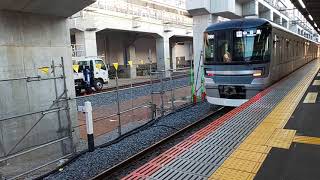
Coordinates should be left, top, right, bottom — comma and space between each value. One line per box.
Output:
272, 33, 280, 81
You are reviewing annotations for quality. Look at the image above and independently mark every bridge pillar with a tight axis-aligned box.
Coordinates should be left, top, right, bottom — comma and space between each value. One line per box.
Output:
156, 36, 171, 76
192, 14, 218, 96
75, 30, 98, 57
0, 10, 78, 177
128, 45, 137, 79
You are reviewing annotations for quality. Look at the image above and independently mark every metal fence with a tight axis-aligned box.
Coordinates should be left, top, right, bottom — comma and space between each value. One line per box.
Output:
73, 67, 192, 152
0, 61, 192, 179
0, 58, 75, 179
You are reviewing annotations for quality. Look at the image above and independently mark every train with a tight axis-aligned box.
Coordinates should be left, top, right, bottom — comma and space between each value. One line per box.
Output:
204, 18, 319, 107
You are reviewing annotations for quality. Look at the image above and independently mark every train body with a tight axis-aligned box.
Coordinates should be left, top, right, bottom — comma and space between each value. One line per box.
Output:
204, 18, 319, 107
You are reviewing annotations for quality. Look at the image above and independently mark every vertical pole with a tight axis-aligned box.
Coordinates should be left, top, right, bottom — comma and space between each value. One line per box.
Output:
52, 60, 66, 155
84, 101, 94, 152
128, 61, 134, 119
61, 57, 75, 153
170, 70, 175, 111
115, 69, 121, 136
160, 71, 164, 116
148, 49, 154, 106
148, 49, 157, 120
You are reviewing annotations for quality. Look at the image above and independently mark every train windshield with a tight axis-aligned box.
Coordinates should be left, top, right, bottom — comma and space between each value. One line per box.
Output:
204, 27, 271, 64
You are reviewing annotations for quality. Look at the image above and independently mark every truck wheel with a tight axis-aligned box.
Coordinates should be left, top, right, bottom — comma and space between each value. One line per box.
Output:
94, 79, 104, 91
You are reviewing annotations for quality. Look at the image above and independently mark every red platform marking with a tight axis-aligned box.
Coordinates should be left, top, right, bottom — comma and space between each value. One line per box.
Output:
122, 86, 273, 179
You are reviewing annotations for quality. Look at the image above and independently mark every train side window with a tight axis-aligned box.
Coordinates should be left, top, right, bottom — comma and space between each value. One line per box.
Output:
279, 37, 283, 64
273, 34, 280, 64
273, 35, 278, 48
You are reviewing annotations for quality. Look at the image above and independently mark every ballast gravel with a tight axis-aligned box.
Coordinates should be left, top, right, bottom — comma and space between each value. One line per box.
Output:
45, 102, 214, 180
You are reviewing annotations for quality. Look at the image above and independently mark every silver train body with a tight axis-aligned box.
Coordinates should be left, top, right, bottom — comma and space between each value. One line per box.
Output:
204, 18, 319, 107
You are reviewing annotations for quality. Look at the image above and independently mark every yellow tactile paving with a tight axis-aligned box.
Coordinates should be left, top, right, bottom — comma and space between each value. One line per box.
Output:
210, 168, 253, 180
238, 144, 269, 153
209, 64, 320, 180
293, 135, 320, 145
231, 150, 263, 162
221, 157, 258, 172
252, 162, 263, 173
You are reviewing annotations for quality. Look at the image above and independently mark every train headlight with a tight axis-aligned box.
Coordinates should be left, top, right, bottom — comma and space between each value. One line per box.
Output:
253, 70, 262, 77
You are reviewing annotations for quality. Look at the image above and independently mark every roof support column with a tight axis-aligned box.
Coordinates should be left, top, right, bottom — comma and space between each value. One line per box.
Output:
192, 14, 218, 96
75, 30, 98, 57
128, 45, 137, 79
0, 10, 78, 174
156, 36, 171, 77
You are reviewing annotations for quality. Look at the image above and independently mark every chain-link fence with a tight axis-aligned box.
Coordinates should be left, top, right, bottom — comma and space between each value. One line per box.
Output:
0, 58, 75, 179
74, 67, 192, 152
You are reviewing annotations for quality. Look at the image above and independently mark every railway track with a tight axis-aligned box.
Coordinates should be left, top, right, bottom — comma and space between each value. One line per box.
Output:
78, 73, 189, 97
91, 106, 231, 180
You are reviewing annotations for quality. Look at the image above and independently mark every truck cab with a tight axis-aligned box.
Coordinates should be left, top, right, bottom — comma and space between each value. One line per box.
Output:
73, 57, 109, 95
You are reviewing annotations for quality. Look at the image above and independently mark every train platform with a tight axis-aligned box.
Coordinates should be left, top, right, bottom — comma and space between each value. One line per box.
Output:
122, 59, 320, 180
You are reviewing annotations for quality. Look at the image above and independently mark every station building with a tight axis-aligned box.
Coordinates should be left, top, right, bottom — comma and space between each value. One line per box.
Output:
69, 0, 194, 78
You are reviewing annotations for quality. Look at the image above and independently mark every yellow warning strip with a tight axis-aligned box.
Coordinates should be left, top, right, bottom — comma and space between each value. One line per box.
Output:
209, 64, 319, 180
293, 136, 320, 145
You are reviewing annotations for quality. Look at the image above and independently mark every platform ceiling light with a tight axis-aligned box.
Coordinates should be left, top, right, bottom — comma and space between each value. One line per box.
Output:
315, 23, 318, 28
298, 0, 306, 9
308, 14, 313, 21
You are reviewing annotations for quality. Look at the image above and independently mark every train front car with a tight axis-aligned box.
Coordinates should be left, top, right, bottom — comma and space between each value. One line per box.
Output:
204, 19, 272, 107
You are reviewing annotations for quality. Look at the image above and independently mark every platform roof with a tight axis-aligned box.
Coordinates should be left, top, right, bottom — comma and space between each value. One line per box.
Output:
291, 0, 320, 34
0, 0, 96, 17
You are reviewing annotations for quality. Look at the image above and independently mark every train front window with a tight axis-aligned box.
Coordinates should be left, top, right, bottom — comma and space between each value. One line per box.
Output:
204, 27, 271, 64
234, 29, 270, 62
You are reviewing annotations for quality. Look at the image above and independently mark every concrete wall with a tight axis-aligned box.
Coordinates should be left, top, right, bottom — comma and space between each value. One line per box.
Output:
134, 38, 157, 64
242, 0, 258, 17
172, 41, 193, 69
96, 31, 157, 65
172, 42, 193, 60
75, 31, 98, 57
186, 0, 211, 15
0, 10, 77, 162
260, 9, 272, 20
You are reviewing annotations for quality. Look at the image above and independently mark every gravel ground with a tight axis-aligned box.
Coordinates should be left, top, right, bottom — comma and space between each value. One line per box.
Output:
76, 77, 190, 107
45, 102, 214, 180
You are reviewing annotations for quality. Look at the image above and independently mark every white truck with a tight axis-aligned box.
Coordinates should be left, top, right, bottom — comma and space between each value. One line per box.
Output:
73, 57, 109, 95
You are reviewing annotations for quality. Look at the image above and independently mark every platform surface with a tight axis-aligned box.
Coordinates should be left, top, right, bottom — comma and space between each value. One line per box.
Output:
122, 60, 320, 180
